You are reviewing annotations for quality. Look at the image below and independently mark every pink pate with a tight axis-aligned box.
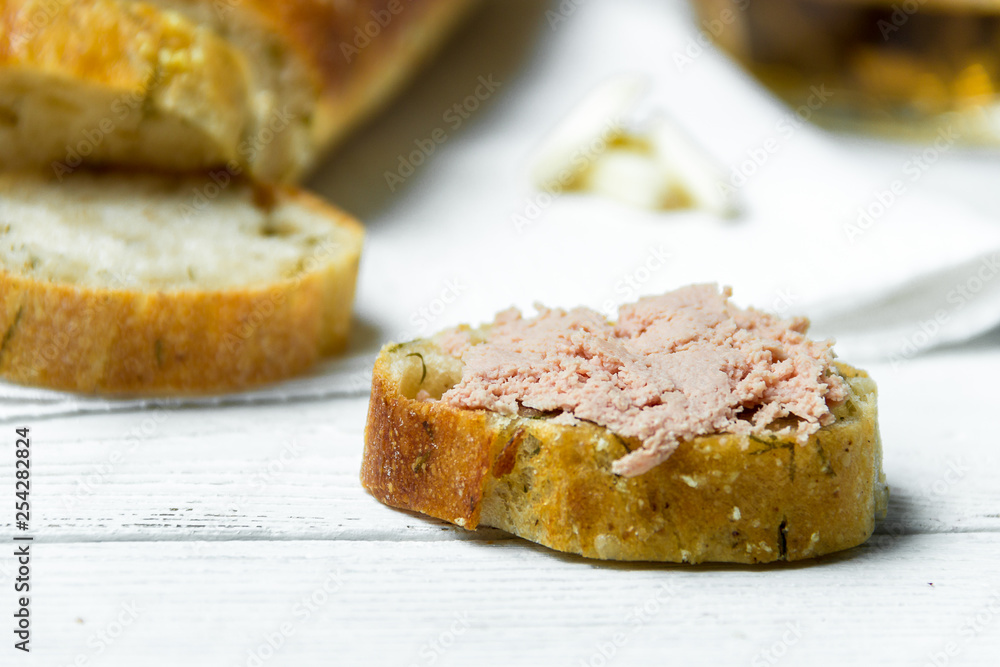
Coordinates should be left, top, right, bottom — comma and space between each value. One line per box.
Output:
439, 285, 847, 477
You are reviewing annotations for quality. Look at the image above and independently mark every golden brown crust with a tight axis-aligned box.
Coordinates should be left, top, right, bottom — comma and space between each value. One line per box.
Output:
0, 184, 363, 395
225, 0, 478, 178
302, 0, 479, 165
240, 0, 474, 91
0, 0, 477, 181
0, 0, 253, 171
362, 343, 889, 563
363, 364, 494, 527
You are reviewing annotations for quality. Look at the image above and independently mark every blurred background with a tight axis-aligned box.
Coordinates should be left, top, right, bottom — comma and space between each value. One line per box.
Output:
694, 0, 1000, 145
306, 0, 1000, 373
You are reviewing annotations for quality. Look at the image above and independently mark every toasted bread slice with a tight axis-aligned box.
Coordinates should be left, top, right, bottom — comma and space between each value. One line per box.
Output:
0, 170, 363, 394
362, 333, 889, 564
0, 0, 476, 182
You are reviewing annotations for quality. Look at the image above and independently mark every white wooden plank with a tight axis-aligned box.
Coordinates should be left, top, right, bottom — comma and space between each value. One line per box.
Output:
0, 353, 375, 422
0, 535, 996, 666
1, 352, 999, 544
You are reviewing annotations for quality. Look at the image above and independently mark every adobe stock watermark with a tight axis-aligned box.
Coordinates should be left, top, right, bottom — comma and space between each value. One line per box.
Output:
244, 571, 345, 667
339, 0, 415, 63
922, 588, 1000, 667
577, 582, 681, 667
878, 0, 932, 40
51, 72, 165, 181
384, 75, 502, 192
8, 0, 72, 49
406, 613, 471, 667
221, 238, 349, 354
339, 276, 470, 394
60, 409, 170, 510
342, 366, 376, 396
226, 438, 306, 516
388, 276, 470, 345
546, 0, 589, 30
844, 125, 960, 243
596, 245, 672, 318
768, 288, 799, 318
888, 251, 1000, 368
57, 601, 143, 667
719, 84, 834, 197
512, 115, 624, 234
251, 272, 467, 353
17, 256, 138, 378
405, 279, 468, 340
921, 458, 968, 499
850, 456, 968, 571
750, 622, 803, 667
674, 0, 751, 72
212, 0, 244, 20
180, 106, 296, 220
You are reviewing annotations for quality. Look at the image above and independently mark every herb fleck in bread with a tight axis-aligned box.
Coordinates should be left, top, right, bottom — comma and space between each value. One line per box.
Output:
362, 307, 889, 564
0, 170, 363, 394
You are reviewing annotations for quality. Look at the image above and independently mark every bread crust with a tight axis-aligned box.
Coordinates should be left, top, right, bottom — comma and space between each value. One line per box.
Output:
234, 0, 476, 90
362, 342, 889, 563
0, 0, 253, 172
0, 0, 476, 181
0, 183, 363, 395
285, 0, 479, 169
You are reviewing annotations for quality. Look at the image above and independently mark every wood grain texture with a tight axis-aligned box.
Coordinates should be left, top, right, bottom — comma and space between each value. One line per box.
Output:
0, 352, 376, 422
0, 537, 998, 666
2, 353, 998, 544
0, 352, 997, 665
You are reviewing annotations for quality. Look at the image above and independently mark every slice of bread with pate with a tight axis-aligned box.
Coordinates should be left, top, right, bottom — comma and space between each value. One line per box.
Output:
361, 285, 888, 563
0, 169, 363, 394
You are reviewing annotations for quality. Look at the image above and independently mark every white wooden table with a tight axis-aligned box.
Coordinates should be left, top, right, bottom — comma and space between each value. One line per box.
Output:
4, 1, 1000, 665
2, 338, 999, 666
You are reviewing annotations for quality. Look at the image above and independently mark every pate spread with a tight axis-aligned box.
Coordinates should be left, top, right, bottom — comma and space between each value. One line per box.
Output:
440, 285, 847, 477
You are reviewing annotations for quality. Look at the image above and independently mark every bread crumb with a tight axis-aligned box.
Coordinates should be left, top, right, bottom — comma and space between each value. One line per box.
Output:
680, 475, 699, 488
731, 507, 741, 521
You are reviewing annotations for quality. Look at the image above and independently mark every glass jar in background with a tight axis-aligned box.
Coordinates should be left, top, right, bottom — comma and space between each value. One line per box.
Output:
691, 0, 1000, 144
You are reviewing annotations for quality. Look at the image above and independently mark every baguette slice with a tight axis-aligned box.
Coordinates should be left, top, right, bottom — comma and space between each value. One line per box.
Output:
0, 169, 363, 394
362, 332, 889, 564
0, 0, 476, 182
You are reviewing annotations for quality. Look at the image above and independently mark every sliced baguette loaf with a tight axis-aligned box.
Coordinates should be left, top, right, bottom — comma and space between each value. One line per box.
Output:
362, 331, 889, 564
0, 0, 253, 177
0, 169, 363, 394
0, 0, 476, 182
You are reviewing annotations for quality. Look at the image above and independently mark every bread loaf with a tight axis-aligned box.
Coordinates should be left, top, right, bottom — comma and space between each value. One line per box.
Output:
0, 0, 476, 182
0, 169, 363, 393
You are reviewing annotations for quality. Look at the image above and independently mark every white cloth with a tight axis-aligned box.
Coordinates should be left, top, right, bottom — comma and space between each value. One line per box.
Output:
3, 0, 999, 415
